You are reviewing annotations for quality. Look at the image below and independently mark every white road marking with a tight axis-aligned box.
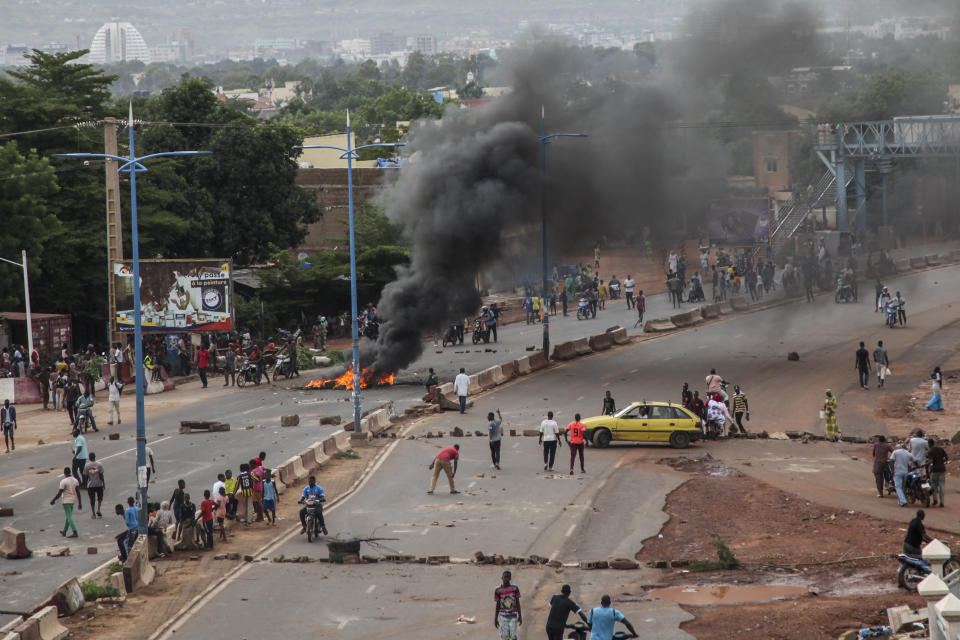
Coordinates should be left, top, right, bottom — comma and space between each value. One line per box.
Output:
468, 481, 476, 488
241, 407, 261, 415
100, 436, 172, 462
337, 620, 350, 630
734, 333, 744, 338
512, 442, 520, 448
565, 524, 577, 537
391, 530, 412, 533
10, 487, 34, 498
366, 584, 376, 594
629, 369, 638, 374
549, 550, 559, 561
421, 527, 430, 535
576, 395, 584, 401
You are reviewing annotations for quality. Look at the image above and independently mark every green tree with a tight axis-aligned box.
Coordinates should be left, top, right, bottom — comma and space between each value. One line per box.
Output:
357, 59, 381, 81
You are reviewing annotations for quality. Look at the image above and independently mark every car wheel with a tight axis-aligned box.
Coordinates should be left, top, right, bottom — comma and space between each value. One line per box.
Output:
670, 431, 691, 449
594, 429, 612, 448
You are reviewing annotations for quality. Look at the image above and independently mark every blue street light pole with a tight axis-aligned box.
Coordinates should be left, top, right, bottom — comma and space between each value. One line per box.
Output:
55, 103, 210, 533
297, 111, 404, 434
538, 105, 587, 360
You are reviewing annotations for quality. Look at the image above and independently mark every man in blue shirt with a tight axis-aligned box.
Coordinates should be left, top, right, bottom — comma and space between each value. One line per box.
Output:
587, 595, 637, 640
298, 475, 327, 535
117, 496, 140, 562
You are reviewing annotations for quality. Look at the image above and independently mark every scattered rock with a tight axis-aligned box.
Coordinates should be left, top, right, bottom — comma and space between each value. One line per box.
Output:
787, 352, 800, 361
319, 416, 341, 425
87, 546, 98, 554
108, 433, 120, 440
768, 432, 790, 440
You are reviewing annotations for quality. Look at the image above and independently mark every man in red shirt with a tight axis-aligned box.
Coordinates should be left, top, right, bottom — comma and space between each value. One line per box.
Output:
565, 414, 586, 475
428, 444, 460, 495
197, 344, 210, 389
199, 489, 216, 549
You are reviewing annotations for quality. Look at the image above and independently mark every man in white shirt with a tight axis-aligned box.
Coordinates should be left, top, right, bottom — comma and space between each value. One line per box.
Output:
110, 343, 123, 381
453, 368, 470, 414
538, 411, 562, 471
107, 376, 124, 425
623, 275, 636, 310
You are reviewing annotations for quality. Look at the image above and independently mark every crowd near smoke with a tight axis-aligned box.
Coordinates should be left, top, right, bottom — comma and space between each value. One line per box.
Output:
372, 0, 821, 373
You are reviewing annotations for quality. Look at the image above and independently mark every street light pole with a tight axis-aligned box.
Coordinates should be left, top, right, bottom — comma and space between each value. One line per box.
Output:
0, 251, 34, 361
538, 106, 587, 360
54, 103, 210, 533
296, 113, 403, 434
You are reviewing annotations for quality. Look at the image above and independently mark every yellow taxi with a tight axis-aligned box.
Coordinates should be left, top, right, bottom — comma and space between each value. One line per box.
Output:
582, 401, 702, 449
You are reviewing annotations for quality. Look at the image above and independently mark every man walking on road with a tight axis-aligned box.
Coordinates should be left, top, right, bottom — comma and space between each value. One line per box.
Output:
50, 467, 81, 538
731, 385, 749, 434
929, 438, 948, 507
623, 275, 635, 309
546, 584, 589, 640
493, 570, 522, 640
427, 444, 460, 495
84, 452, 105, 518
872, 435, 892, 498
855, 342, 871, 389
565, 414, 586, 475
454, 368, 470, 414
539, 411, 561, 471
873, 340, 890, 388
891, 444, 913, 506
587, 595, 638, 640
72, 429, 88, 487
107, 376, 123, 425
488, 410, 503, 470
1, 399, 15, 452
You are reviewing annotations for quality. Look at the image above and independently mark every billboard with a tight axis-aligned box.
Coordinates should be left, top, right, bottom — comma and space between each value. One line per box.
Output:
113, 259, 233, 333
706, 198, 771, 247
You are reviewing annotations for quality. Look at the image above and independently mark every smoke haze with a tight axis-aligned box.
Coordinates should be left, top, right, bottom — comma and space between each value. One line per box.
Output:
372, 0, 821, 373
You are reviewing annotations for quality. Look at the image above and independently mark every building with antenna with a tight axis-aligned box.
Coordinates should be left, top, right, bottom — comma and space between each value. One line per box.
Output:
89, 21, 151, 64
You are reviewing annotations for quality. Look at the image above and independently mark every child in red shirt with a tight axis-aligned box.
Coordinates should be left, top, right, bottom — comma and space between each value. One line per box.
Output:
199, 489, 216, 550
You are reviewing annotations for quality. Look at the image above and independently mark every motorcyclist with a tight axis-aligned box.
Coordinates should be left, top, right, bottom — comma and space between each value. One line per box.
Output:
878, 286, 892, 313
705, 369, 727, 402
608, 275, 621, 299
681, 383, 692, 409
706, 393, 733, 435
74, 391, 98, 432
903, 509, 931, 555
298, 475, 327, 536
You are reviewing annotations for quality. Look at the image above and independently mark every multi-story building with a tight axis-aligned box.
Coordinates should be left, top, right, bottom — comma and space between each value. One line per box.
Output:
89, 21, 151, 64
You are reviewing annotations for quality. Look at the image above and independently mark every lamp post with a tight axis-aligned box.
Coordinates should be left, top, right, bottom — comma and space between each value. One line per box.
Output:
538, 106, 587, 359
0, 250, 34, 363
54, 103, 210, 533
296, 112, 404, 434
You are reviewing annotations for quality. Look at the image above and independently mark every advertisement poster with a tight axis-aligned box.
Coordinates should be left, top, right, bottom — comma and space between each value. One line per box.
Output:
706, 199, 771, 247
113, 259, 233, 333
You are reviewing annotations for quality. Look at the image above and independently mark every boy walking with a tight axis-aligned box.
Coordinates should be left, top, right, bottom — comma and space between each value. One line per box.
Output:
262, 469, 279, 525
199, 490, 216, 549
50, 467, 81, 537
565, 414, 587, 475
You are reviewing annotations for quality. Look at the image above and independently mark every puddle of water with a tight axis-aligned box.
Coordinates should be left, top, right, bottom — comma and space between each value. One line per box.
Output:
648, 584, 808, 605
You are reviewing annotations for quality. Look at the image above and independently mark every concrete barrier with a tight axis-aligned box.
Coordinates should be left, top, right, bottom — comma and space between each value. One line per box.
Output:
10, 616, 39, 640
122, 535, 155, 594
951, 249, 960, 262
467, 374, 482, 395
360, 409, 391, 434
514, 356, 531, 376
910, 256, 928, 269
669, 310, 702, 328
718, 301, 735, 315
730, 296, 750, 311
894, 257, 910, 272
572, 337, 592, 356
0, 616, 23, 638
477, 368, 497, 390
51, 577, 84, 615
926, 254, 941, 266
32, 606, 68, 639
587, 332, 613, 351
528, 351, 548, 371
607, 327, 629, 344
643, 318, 676, 333
700, 304, 720, 319
499, 360, 517, 379
0, 527, 30, 559
436, 382, 454, 397
550, 341, 577, 361
322, 436, 339, 456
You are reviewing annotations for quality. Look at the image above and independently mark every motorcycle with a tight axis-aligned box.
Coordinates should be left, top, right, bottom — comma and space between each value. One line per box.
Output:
441, 324, 459, 348
363, 319, 379, 341
76, 409, 94, 433
236, 359, 260, 388
609, 282, 621, 300
272, 352, 298, 381
835, 278, 856, 304
904, 468, 931, 507
565, 621, 635, 640
576, 298, 591, 320
703, 418, 723, 440
885, 304, 898, 328
472, 317, 489, 345
897, 551, 960, 590
301, 495, 326, 543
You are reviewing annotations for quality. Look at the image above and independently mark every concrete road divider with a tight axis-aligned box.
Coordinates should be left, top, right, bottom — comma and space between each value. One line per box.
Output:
669, 310, 703, 328
550, 341, 577, 361
587, 332, 613, 351
0, 616, 23, 637
926, 254, 941, 266
572, 337, 592, 356
910, 256, 928, 269
467, 374, 482, 395
700, 304, 720, 319
894, 257, 910, 271
51, 577, 84, 615
513, 356, 532, 375
718, 301, 734, 314
951, 249, 960, 262
528, 351, 548, 371
122, 535, 155, 594
606, 326, 630, 344
360, 409, 391, 434
643, 318, 677, 333
499, 360, 517, 379
476, 367, 499, 390
0, 526, 31, 559
730, 296, 750, 311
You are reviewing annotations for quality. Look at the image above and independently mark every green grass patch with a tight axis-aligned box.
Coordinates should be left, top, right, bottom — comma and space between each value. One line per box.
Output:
334, 450, 360, 459
81, 579, 120, 601
108, 561, 123, 575
690, 534, 740, 572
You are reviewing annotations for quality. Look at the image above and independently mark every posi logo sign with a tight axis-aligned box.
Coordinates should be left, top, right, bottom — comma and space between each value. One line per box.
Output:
112, 259, 234, 333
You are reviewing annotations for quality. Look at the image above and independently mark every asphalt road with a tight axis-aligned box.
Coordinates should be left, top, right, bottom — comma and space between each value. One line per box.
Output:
158, 263, 960, 639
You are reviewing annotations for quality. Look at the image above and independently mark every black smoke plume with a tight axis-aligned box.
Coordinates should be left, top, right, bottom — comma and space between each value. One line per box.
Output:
372, 0, 820, 373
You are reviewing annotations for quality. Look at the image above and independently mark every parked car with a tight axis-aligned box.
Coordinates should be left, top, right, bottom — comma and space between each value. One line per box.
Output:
582, 401, 702, 449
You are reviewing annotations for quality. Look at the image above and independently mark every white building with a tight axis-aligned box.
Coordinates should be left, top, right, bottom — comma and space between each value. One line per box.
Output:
89, 21, 151, 65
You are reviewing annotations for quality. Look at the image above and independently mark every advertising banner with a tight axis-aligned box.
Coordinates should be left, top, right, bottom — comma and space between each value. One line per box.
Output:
706, 198, 771, 247
113, 259, 233, 333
